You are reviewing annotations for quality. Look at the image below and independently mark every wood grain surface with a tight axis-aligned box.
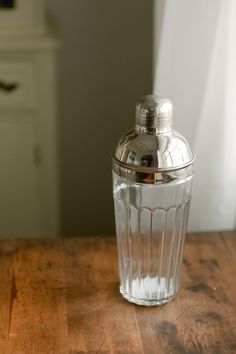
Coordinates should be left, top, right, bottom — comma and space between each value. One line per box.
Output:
0, 232, 235, 354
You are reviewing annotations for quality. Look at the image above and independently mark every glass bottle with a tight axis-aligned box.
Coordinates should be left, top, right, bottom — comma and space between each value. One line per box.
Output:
112, 95, 194, 306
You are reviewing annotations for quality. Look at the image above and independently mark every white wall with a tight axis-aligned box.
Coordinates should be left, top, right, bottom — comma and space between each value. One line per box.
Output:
154, 0, 236, 232
48, 0, 153, 235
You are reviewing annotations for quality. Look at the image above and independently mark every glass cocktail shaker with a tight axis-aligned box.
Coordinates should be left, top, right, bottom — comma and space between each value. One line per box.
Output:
112, 95, 194, 306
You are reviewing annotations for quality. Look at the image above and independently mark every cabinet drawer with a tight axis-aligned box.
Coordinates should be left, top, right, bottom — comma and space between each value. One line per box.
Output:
0, 62, 36, 110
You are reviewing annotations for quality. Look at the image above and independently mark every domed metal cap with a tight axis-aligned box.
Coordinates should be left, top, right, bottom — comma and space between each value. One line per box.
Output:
136, 95, 173, 133
112, 94, 194, 183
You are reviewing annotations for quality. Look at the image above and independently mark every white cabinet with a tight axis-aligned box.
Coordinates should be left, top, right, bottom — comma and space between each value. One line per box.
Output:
0, 122, 43, 237
0, 0, 46, 35
0, 34, 60, 238
0, 61, 35, 109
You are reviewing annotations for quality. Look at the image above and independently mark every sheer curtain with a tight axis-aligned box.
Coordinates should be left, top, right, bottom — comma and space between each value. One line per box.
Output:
153, 0, 236, 232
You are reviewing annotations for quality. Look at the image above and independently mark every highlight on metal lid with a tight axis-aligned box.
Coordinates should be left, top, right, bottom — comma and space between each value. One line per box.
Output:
135, 94, 173, 132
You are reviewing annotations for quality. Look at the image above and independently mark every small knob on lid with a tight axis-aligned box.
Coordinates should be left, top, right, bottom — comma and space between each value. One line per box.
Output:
135, 95, 173, 133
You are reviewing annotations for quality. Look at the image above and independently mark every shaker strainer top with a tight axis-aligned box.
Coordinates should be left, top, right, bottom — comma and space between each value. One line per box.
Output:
113, 95, 194, 173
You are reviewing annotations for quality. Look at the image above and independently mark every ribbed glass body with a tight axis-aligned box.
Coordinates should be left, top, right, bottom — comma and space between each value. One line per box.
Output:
113, 170, 193, 306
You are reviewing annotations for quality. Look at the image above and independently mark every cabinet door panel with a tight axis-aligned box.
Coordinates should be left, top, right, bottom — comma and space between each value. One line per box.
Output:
0, 122, 43, 237
0, 61, 35, 109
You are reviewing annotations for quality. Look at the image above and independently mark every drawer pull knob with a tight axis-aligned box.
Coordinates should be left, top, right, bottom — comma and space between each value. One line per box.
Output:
0, 80, 19, 93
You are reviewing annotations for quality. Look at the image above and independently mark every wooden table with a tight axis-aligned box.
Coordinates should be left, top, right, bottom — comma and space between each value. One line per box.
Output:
0, 232, 235, 354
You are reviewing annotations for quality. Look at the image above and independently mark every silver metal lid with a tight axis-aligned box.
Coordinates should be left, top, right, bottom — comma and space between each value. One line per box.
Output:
135, 95, 173, 133
113, 95, 194, 175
